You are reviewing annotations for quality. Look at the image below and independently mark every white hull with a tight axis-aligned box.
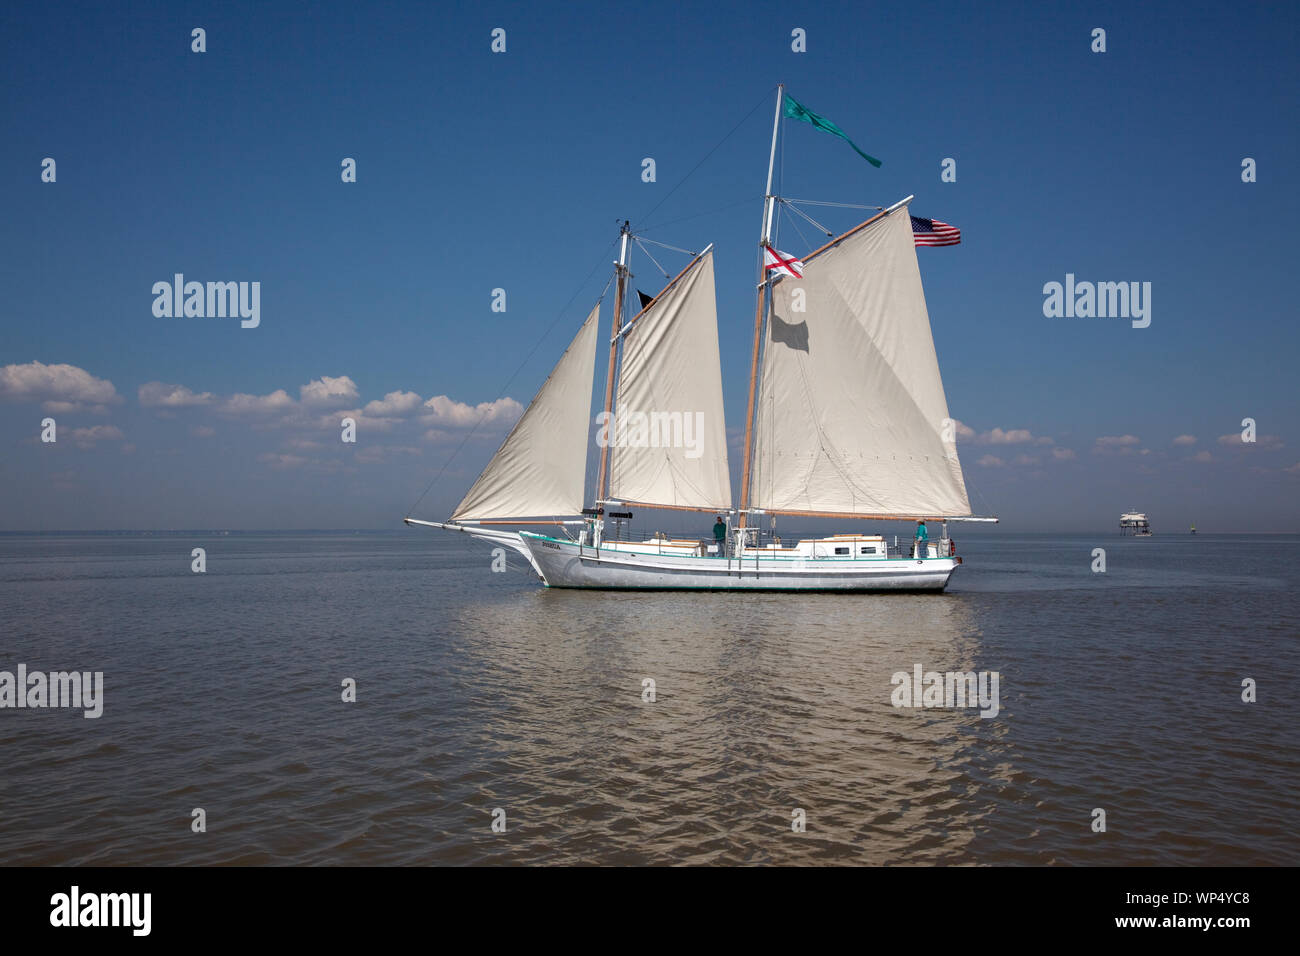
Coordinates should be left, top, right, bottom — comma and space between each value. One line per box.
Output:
519, 532, 958, 592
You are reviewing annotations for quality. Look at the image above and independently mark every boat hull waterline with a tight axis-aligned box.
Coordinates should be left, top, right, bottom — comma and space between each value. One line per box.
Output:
520, 533, 958, 592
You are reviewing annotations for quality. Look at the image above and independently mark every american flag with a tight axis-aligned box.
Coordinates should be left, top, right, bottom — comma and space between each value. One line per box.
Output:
911, 216, 961, 247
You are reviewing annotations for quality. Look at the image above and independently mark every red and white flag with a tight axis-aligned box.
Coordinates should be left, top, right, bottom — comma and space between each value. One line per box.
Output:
763, 245, 804, 279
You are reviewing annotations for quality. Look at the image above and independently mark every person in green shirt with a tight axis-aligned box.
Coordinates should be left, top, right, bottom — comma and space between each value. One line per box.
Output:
915, 520, 929, 559
713, 516, 726, 548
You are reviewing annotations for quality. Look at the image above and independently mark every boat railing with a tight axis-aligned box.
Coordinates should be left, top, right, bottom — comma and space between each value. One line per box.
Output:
582, 536, 956, 564
731, 538, 956, 563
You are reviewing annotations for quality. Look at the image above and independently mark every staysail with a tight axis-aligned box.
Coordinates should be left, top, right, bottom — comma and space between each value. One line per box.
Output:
607, 250, 732, 510
450, 303, 600, 520
748, 202, 972, 517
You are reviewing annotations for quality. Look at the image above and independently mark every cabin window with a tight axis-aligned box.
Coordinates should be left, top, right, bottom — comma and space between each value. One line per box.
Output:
834, 546, 849, 555
860, 546, 874, 554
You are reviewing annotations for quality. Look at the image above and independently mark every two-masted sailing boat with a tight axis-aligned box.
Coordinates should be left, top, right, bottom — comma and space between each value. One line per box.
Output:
406, 86, 996, 591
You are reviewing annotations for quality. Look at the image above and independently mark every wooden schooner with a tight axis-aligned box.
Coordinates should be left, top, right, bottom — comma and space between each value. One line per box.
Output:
406, 86, 997, 591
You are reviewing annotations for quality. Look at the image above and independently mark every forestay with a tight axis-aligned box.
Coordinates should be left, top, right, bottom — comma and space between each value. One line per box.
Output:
451, 302, 600, 520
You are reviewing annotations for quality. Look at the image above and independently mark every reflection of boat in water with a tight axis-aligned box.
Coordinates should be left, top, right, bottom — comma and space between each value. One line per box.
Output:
447, 588, 991, 862
1120, 511, 1152, 536
1190, 522, 1196, 535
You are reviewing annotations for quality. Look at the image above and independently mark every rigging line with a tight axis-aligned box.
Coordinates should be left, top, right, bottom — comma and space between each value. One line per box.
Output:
634, 235, 697, 257
782, 198, 885, 210
640, 195, 763, 233
784, 207, 814, 255
404, 239, 619, 518
632, 237, 671, 279
780, 198, 834, 237
634, 87, 778, 231
962, 463, 995, 518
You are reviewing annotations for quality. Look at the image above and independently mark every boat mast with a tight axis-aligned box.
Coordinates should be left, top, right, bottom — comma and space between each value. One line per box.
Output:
738, 84, 784, 532
595, 221, 631, 506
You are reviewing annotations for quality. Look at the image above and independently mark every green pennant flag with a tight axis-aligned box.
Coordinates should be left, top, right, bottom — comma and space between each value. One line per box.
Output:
783, 93, 882, 168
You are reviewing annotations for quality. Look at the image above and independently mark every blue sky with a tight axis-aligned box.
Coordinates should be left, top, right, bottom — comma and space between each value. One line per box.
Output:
1, 0, 1297, 532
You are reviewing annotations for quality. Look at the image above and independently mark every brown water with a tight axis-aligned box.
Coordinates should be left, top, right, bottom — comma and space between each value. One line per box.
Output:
0, 532, 1296, 865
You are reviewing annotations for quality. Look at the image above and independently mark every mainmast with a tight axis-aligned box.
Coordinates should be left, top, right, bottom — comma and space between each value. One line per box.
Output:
738, 84, 784, 531
595, 221, 630, 505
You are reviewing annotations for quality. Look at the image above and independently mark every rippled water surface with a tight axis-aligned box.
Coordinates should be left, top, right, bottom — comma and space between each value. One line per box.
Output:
1, 531, 1296, 865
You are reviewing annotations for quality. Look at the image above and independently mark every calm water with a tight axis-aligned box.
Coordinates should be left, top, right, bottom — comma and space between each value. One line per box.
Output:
0, 531, 1296, 866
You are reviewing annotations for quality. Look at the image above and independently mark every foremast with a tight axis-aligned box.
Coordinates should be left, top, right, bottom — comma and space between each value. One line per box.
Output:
595, 222, 630, 508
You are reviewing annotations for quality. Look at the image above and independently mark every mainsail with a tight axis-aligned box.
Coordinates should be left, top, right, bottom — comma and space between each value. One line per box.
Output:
748, 202, 972, 517
450, 303, 600, 520
608, 250, 732, 511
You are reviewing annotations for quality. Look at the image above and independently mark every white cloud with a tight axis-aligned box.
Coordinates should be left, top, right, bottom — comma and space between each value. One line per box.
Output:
948, 418, 977, 440
324, 409, 398, 433
190, 425, 215, 437
0, 361, 121, 412
299, 375, 359, 406
1192, 450, 1212, 462
1284, 462, 1300, 475
981, 427, 1036, 445
1051, 447, 1077, 460
1217, 432, 1284, 451
139, 382, 215, 408
977, 454, 1004, 467
220, 389, 295, 415
1172, 434, 1197, 446
420, 395, 523, 428
363, 390, 423, 417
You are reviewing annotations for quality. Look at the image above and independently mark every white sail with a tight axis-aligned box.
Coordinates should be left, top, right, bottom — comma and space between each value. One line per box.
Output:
749, 202, 972, 516
450, 303, 599, 520
608, 250, 732, 510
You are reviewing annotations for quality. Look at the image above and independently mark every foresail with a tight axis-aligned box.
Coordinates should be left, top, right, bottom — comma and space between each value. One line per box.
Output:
608, 250, 732, 510
450, 303, 599, 520
749, 203, 972, 517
